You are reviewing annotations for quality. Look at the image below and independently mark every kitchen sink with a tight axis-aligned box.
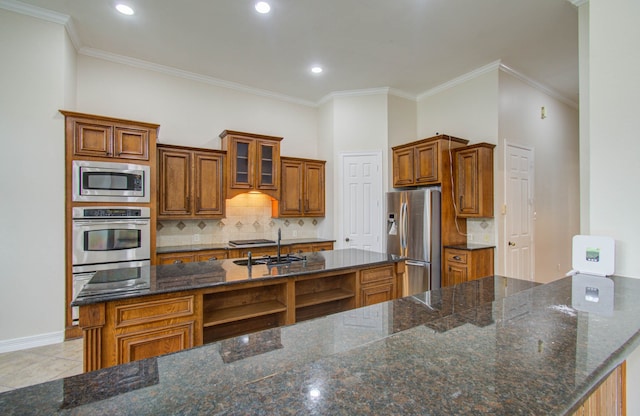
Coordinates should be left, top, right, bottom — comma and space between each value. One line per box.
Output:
233, 254, 305, 267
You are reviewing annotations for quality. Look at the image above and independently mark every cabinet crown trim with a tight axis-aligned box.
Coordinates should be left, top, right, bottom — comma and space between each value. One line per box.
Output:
59, 110, 160, 129
392, 134, 468, 151
219, 130, 283, 142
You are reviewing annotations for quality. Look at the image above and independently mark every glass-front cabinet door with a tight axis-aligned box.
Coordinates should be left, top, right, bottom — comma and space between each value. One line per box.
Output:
230, 137, 254, 190
257, 140, 279, 192
219, 130, 282, 199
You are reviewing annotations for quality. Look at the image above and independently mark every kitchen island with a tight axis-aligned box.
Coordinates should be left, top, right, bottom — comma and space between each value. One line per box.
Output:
2, 273, 639, 415
72, 249, 406, 371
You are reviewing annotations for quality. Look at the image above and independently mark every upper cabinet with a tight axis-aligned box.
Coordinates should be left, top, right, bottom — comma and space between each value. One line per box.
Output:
157, 144, 225, 219
273, 157, 326, 217
453, 143, 495, 218
219, 130, 282, 199
60, 111, 157, 161
392, 135, 468, 187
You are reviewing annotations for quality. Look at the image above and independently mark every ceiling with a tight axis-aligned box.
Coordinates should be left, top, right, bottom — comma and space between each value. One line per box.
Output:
10, 0, 579, 106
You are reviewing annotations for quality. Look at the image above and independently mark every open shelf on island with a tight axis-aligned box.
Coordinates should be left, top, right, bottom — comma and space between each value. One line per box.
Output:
294, 272, 356, 322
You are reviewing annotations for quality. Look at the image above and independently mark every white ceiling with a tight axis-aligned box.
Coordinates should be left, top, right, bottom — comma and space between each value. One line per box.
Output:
8, 0, 579, 106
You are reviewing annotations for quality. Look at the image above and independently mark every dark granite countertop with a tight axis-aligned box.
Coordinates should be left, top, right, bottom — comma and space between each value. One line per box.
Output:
72, 248, 399, 306
444, 243, 496, 250
156, 238, 336, 254
4, 274, 640, 415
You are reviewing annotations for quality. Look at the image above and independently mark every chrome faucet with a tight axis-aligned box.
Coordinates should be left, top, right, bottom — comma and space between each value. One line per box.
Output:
277, 228, 282, 263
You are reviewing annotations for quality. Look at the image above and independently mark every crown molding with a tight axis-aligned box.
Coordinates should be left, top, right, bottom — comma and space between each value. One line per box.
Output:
499, 63, 578, 109
79, 48, 318, 108
317, 87, 416, 106
417, 60, 502, 101
0, 0, 82, 50
567, 0, 589, 7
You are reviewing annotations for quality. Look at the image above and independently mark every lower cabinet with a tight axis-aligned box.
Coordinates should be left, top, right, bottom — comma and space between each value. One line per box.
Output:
81, 293, 200, 372
359, 265, 396, 307
157, 249, 228, 265
156, 242, 334, 265
443, 246, 494, 287
79, 262, 403, 371
570, 363, 625, 416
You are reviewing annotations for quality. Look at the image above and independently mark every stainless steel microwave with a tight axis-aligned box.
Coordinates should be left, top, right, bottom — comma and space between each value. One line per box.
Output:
72, 160, 150, 203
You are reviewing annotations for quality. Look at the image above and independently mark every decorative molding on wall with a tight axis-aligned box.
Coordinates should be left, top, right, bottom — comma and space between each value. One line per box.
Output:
499, 63, 578, 109
567, 0, 588, 7
317, 87, 417, 106
0, 0, 81, 50
79, 47, 317, 108
417, 60, 502, 101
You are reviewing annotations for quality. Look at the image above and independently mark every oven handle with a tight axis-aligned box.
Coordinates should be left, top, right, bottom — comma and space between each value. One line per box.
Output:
73, 219, 150, 226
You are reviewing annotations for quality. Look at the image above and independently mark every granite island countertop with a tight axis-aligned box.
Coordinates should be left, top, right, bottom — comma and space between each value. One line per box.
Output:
4, 274, 640, 415
72, 248, 401, 306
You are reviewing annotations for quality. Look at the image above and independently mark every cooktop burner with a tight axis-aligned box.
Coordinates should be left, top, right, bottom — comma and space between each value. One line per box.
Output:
228, 239, 276, 247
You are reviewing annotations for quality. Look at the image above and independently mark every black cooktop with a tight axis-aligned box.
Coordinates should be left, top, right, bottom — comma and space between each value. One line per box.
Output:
228, 239, 276, 247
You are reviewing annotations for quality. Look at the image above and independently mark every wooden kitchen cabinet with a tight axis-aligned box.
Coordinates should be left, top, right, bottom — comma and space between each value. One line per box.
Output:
273, 157, 326, 217
289, 242, 334, 254
157, 249, 228, 265
81, 293, 200, 371
358, 265, 396, 307
61, 111, 155, 161
157, 144, 225, 219
219, 130, 283, 199
443, 246, 494, 287
392, 135, 468, 187
454, 143, 495, 218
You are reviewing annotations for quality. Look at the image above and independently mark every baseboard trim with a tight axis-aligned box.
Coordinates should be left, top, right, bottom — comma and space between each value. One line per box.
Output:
0, 331, 65, 354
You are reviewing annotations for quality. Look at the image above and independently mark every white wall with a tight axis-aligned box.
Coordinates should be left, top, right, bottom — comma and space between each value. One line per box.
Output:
326, 93, 389, 246
417, 70, 499, 142
498, 71, 580, 283
387, 94, 417, 189
0, 10, 74, 345
589, 0, 640, 278
77, 55, 319, 158
587, 1, 640, 413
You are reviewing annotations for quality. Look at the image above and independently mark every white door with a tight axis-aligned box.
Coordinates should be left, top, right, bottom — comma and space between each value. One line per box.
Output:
504, 141, 534, 280
340, 153, 383, 251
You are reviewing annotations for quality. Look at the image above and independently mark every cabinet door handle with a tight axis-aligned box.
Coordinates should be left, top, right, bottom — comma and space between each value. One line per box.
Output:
208, 257, 217, 261
453, 255, 461, 261
173, 260, 183, 264
186, 196, 190, 209
459, 195, 463, 207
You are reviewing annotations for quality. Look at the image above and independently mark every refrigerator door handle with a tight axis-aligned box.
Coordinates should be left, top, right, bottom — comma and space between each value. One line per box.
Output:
406, 260, 428, 267
400, 201, 408, 251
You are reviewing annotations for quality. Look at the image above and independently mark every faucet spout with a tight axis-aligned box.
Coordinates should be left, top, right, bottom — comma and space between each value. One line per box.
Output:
277, 228, 282, 263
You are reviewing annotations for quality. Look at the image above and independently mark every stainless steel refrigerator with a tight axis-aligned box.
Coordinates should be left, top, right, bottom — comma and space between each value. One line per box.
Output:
386, 188, 441, 295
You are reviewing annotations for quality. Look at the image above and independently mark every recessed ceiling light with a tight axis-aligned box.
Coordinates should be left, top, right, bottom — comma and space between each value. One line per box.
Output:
255, 2, 271, 14
311, 66, 323, 74
115, 4, 134, 15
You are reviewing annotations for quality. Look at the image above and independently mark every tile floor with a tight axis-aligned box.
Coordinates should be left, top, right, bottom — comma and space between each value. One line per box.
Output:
0, 339, 83, 393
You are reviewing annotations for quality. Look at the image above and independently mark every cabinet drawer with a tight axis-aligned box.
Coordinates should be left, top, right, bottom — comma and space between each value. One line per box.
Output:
446, 250, 468, 264
359, 265, 394, 285
114, 296, 195, 328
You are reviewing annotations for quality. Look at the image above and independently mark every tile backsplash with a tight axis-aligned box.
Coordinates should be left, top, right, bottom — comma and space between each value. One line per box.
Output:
157, 193, 322, 247
466, 218, 496, 245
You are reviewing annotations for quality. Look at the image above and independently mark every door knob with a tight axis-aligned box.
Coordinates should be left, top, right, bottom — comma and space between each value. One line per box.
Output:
345, 238, 350, 242
508, 241, 516, 247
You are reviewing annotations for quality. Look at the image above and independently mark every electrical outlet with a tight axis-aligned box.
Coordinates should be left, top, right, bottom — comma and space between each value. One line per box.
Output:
467, 233, 473, 241
483, 235, 490, 243
293, 230, 298, 237
193, 234, 200, 243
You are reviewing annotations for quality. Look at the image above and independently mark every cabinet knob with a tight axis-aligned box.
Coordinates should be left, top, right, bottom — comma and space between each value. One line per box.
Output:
453, 255, 461, 261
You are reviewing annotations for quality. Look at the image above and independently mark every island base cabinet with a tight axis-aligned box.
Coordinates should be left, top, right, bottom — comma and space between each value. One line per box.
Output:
80, 293, 201, 372
358, 265, 396, 307
202, 282, 287, 344
295, 273, 356, 322
570, 363, 625, 416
